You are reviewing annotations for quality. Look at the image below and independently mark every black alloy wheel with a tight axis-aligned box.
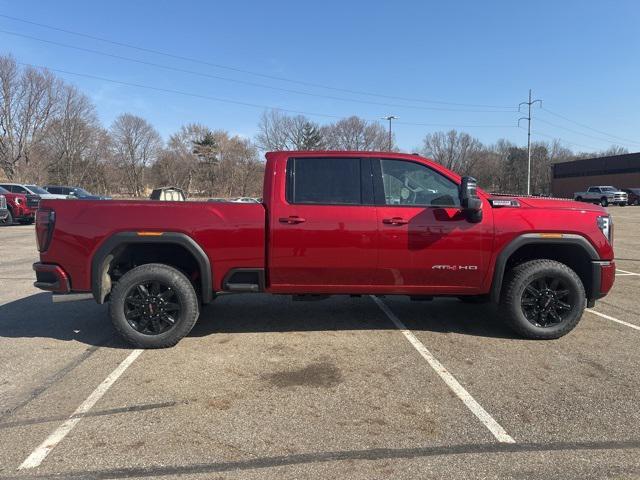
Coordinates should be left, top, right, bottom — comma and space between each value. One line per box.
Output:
520, 276, 574, 328
124, 281, 182, 335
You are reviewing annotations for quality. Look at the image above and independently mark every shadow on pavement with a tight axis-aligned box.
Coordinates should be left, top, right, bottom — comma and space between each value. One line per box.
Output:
0, 292, 518, 346
0, 292, 127, 348
192, 294, 518, 340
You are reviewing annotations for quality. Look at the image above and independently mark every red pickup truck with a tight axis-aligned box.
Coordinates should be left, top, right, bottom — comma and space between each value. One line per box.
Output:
33, 151, 615, 348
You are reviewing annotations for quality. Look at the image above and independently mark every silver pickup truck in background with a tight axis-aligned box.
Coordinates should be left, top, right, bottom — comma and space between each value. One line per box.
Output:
574, 186, 628, 207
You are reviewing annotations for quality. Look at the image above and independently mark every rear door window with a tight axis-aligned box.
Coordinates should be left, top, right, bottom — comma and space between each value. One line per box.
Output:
286, 157, 368, 205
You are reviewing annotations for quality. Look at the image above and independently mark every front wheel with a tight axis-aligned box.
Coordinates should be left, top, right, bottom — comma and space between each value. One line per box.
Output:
109, 263, 200, 348
500, 259, 585, 339
600, 197, 608, 207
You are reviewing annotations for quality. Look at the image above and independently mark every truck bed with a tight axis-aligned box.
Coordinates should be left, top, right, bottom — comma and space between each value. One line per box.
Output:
38, 199, 266, 292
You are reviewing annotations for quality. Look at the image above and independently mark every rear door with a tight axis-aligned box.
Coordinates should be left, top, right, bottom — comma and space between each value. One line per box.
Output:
268, 156, 379, 291
373, 158, 493, 293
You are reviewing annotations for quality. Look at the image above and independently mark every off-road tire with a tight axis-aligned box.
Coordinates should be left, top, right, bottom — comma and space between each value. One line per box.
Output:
500, 259, 585, 340
109, 263, 199, 348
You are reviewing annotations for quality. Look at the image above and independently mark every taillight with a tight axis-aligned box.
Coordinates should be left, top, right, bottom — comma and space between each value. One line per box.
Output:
36, 208, 55, 252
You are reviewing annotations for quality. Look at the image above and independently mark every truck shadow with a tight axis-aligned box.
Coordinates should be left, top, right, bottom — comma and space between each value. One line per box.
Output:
0, 292, 128, 348
0, 292, 518, 347
191, 294, 518, 340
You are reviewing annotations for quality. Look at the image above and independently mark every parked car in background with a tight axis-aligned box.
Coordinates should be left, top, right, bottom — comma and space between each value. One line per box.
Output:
0, 185, 39, 224
0, 183, 67, 200
231, 197, 261, 203
44, 186, 111, 200
0, 192, 9, 225
622, 188, 640, 206
574, 186, 627, 207
150, 187, 186, 201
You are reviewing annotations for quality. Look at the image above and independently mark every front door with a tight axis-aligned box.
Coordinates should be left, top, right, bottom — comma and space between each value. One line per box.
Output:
374, 158, 493, 294
268, 156, 380, 292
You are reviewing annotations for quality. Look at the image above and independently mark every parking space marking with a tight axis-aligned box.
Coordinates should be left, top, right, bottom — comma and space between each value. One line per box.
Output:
616, 269, 640, 276
370, 296, 516, 444
586, 309, 640, 332
18, 349, 143, 470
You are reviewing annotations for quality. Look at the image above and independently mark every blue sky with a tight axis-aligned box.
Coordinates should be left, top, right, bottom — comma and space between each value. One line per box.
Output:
1, 0, 639, 153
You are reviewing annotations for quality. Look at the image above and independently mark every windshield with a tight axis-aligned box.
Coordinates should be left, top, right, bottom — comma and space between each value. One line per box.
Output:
72, 188, 92, 197
0, 186, 8, 194
26, 185, 49, 194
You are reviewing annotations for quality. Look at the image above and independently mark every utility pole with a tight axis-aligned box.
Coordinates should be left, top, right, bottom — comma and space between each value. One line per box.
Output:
382, 115, 398, 151
518, 90, 542, 195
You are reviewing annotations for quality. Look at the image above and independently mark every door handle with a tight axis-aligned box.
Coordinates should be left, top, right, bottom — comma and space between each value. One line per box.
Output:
279, 216, 306, 224
382, 217, 408, 225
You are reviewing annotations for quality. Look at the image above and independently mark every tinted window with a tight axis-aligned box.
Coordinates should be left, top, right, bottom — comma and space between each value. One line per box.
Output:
13, 185, 28, 194
288, 157, 362, 205
380, 159, 460, 207
0, 186, 8, 194
588, 187, 599, 193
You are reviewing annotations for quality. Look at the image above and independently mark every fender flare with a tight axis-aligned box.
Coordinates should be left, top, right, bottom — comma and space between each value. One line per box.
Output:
489, 233, 599, 302
91, 232, 213, 304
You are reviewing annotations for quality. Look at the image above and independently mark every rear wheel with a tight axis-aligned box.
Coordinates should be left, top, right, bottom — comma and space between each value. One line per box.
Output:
109, 263, 199, 348
575, 196, 582, 202
500, 259, 585, 339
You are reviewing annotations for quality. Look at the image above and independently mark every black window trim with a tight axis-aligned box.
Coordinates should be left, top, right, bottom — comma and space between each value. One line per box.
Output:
371, 157, 462, 208
285, 156, 375, 206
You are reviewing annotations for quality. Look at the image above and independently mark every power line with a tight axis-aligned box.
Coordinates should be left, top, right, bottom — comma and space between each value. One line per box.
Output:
0, 29, 517, 114
524, 128, 601, 151
16, 60, 516, 129
535, 116, 640, 148
541, 106, 640, 146
0, 13, 516, 110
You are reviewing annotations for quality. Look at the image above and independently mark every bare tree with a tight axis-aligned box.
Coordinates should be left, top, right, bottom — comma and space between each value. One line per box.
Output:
110, 113, 162, 196
322, 116, 390, 151
0, 55, 60, 179
40, 84, 107, 187
255, 110, 323, 151
420, 130, 483, 175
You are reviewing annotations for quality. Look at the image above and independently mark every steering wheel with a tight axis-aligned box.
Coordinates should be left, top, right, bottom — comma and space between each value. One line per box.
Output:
403, 176, 424, 202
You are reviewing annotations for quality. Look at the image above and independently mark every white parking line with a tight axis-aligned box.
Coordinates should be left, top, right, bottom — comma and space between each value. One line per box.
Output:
370, 295, 515, 444
586, 309, 640, 332
18, 349, 143, 470
616, 269, 640, 276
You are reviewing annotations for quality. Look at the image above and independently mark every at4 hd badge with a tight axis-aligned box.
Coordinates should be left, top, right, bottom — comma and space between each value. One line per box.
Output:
432, 265, 479, 271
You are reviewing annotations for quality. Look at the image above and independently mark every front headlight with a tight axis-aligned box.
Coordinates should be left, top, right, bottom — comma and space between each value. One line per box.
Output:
597, 215, 613, 243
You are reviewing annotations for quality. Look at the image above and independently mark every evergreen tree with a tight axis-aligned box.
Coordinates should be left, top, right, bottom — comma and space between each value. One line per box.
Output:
299, 122, 323, 150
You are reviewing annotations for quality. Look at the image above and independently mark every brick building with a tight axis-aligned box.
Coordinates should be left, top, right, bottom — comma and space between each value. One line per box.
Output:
552, 152, 640, 198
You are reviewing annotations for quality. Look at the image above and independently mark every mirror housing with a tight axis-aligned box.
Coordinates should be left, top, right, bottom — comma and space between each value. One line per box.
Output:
459, 176, 482, 223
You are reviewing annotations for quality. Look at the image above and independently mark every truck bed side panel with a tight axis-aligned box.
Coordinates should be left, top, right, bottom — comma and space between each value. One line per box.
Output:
38, 200, 265, 292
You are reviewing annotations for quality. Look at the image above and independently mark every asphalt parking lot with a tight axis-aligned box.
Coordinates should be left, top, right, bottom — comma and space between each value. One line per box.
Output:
1, 207, 639, 479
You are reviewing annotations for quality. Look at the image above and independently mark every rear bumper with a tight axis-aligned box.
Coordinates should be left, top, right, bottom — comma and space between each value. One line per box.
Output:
33, 262, 71, 293
588, 260, 615, 307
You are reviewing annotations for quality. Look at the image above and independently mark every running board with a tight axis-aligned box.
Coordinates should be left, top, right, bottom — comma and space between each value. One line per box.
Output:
52, 292, 94, 303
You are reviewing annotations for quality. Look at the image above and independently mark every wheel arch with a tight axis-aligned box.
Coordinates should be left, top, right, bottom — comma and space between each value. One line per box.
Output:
490, 234, 599, 303
91, 232, 213, 304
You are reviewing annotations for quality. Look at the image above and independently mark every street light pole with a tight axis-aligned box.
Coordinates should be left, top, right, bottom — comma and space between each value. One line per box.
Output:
382, 115, 398, 151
